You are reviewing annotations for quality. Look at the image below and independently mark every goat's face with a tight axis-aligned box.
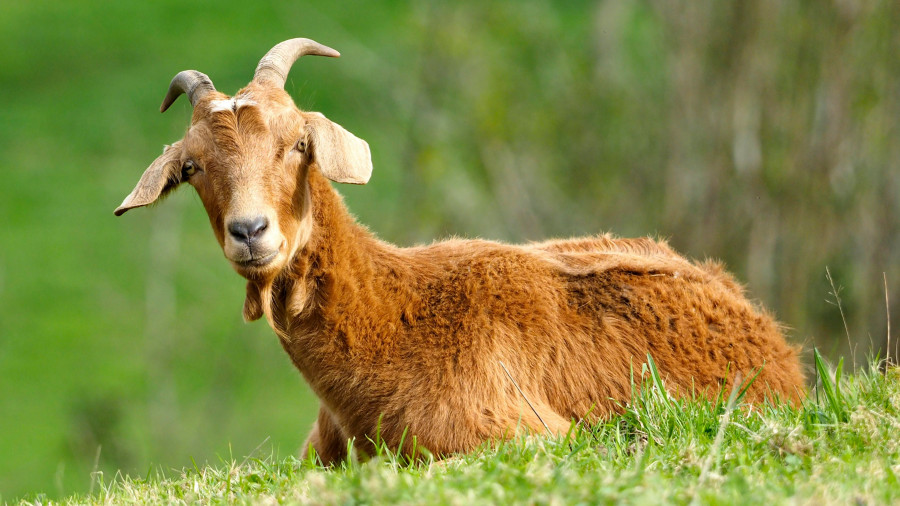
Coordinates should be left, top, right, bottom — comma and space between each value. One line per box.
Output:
172, 90, 315, 278
115, 39, 372, 281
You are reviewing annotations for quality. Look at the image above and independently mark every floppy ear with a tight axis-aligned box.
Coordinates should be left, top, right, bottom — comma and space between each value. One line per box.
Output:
114, 141, 185, 216
304, 112, 372, 184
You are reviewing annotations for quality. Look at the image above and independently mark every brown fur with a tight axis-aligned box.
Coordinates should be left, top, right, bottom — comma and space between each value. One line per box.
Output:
117, 47, 805, 466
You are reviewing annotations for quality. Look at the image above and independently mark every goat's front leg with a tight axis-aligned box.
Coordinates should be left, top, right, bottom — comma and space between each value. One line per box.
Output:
303, 406, 349, 467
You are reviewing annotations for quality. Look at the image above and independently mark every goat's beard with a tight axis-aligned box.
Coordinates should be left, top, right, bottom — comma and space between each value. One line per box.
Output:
247, 268, 313, 344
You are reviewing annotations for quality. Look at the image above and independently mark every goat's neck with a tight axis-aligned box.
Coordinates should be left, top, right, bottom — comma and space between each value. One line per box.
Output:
267, 169, 413, 370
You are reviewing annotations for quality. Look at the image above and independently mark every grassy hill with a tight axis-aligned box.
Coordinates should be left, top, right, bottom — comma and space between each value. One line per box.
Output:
18, 356, 900, 505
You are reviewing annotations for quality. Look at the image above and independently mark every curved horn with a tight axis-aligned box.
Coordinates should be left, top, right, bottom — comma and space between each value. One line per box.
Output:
253, 38, 340, 88
160, 70, 216, 112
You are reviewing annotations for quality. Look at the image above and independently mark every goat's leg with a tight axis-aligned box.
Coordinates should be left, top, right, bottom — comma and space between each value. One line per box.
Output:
302, 406, 349, 466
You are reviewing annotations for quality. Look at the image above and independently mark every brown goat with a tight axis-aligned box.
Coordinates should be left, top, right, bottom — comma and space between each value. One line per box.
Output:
116, 38, 804, 464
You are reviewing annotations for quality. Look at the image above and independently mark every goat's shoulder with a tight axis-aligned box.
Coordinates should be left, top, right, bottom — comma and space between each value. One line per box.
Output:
400, 237, 549, 280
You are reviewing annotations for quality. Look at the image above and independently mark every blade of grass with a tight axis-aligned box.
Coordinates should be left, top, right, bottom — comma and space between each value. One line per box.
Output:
826, 266, 855, 369
814, 348, 847, 423
885, 272, 892, 369
499, 360, 552, 436
646, 353, 670, 408
736, 364, 764, 404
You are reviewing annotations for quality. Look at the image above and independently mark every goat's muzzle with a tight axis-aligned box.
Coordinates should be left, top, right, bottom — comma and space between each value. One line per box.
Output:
224, 215, 283, 273
228, 216, 269, 243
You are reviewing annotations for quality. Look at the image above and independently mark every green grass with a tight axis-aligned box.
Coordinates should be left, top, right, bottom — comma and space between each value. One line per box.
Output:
18, 354, 900, 505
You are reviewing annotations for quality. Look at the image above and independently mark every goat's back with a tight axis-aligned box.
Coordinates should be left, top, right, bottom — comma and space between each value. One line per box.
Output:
400, 234, 803, 421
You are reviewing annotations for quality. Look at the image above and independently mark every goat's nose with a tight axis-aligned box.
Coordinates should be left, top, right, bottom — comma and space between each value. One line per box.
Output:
228, 216, 269, 242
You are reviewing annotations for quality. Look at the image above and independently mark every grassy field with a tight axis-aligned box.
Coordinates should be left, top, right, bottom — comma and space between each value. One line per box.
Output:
18, 355, 900, 505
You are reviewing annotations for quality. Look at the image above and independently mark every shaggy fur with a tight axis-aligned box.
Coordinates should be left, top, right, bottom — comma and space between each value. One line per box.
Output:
117, 40, 805, 466
263, 172, 804, 463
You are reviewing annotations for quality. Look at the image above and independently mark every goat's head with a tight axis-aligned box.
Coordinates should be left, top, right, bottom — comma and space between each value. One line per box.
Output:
116, 38, 372, 287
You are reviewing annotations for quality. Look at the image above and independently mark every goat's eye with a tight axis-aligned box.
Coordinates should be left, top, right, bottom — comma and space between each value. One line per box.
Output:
182, 160, 198, 178
295, 139, 307, 153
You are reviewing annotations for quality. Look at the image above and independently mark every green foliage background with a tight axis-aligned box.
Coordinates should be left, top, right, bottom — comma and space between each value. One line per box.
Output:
0, 0, 897, 500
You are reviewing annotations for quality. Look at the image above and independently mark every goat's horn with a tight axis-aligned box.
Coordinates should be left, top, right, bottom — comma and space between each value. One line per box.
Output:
253, 38, 340, 88
160, 70, 216, 113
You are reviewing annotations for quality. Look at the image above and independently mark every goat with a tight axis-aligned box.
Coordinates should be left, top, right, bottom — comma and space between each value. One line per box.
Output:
116, 38, 805, 464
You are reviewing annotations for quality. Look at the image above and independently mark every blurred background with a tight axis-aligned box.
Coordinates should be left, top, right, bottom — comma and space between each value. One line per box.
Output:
1, 0, 898, 499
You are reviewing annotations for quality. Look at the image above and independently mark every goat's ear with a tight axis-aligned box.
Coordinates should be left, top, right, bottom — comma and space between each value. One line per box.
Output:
243, 281, 264, 322
114, 141, 184, 216
304, 112, 372, 184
